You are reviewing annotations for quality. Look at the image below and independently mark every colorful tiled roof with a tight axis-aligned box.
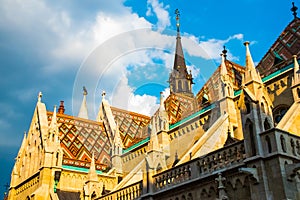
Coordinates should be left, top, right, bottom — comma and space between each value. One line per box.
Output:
110, 107, 150, 148
47, 112, 110, 170
256, 18, 300, 77
195, 60, 245, 108
165, 93, 197, 124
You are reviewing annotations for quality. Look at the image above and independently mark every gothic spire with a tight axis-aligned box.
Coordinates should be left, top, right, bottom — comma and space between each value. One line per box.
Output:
244, 41, 262, 84
220, 53, 228, 82
88, 152, 98, 182
173, 9, 186, 72
78, 86, 89, 119
169, 9, 193, 96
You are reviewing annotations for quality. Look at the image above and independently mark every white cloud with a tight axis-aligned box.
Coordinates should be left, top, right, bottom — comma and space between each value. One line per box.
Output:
110, 76, 158, 116
147, 0, 170, 31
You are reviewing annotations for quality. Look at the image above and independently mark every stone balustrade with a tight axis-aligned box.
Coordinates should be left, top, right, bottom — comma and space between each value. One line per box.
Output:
97, 181, 142, 200
153, 141, 246, 192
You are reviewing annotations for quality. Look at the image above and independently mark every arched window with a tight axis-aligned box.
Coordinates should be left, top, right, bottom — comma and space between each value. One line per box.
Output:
273, 105, 289, 124
297, 88, 300, 98
178, 80, 182, 92
291, 139, 296, 155
264, 118, 271, 131
245, 101, 251, 114
245, 119, 256, 156
265, 136, 272, 153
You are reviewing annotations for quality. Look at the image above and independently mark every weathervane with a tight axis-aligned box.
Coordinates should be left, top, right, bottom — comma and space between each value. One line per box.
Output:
175, 9, 180, 32
291, 2, 298, 18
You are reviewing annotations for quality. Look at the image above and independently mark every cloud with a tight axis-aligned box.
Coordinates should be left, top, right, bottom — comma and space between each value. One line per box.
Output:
110, 76, 159, 116
182, 33, 244, 60
146, 0, 170, 31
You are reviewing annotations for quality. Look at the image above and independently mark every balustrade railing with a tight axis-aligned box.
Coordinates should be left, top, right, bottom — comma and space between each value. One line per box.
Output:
97, 181, 142, 200
153, 141, 246, 191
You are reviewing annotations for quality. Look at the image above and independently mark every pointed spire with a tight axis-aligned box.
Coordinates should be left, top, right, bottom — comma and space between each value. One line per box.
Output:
19, 132, 27, 154
49, 105, 57, 131
291, 2, 298, 19
293, 55, 300, 84
78, 86, 89, 119
220, 53, 228, 82
88, 152, 98, 182
173, 9, 187, 72
244, 41, 262, 84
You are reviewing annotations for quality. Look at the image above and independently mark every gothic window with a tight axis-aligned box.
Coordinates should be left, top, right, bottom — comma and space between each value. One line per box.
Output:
264, 119, 271, 131
280, 135, 287, 153
178, 80, 182, 92
185, 81, 189, 91
265, 135, 272, 153
297, 88, 300, 98
291, 139, 296, 155
182, 195, 186, 200
273, 105, 289, 124
245, 119, 256, 156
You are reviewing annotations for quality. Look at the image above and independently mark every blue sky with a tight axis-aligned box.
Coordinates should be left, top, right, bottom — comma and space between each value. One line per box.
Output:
0, 0, 297, 196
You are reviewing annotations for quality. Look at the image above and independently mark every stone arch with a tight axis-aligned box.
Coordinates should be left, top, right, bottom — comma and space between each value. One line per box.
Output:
265, 135, 272, 153
273, 104, 289, 124
280, 135, 287, 153
187, 193, 193, 200
264, 118, 271, 131
245, 119, 256, 156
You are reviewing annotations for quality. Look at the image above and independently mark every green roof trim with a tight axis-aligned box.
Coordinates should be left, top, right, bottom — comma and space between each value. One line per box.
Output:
234, 90, 242, 96
273, 51, 283, 60
234, 60, 297, 97
122, 137, 150, 154
169, 103, 215, 130
262, 61, 295, 82
62, 165, 103, 174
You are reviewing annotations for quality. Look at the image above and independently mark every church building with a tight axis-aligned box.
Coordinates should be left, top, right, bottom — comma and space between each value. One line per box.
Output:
6, 3, 300, 200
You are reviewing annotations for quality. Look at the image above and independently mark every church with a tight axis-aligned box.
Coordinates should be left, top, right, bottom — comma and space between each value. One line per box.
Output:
6, 3, 300, 200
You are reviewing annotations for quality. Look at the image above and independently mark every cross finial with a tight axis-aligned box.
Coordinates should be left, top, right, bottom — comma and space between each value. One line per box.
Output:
291, 2, 298, 18
102, 90, 106, 100
83, 86, 88, 96
222, 46, 228, 60
38, 91, 42, 102
175, 9, 180, 32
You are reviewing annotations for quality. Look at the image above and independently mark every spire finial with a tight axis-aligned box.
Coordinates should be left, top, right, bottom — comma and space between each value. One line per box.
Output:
102, 90, 106, 100
222, 46, 227, 60
291, 2, 298, 18
175, 9, 180, 32
38, 92, 42, 102
83, 86, 88, 96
